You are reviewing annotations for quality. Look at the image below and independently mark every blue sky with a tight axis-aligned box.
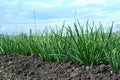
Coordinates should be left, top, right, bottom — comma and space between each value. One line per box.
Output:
0, 0, 120, 34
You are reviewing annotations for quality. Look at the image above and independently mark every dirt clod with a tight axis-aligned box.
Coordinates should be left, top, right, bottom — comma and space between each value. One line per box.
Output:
0, 53, 120, 80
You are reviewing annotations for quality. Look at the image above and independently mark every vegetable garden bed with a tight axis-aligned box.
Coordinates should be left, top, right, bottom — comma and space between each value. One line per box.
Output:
1, 20, 120, 80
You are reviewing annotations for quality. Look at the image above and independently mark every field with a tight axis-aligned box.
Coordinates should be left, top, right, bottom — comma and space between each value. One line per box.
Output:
1, 20, 120, 79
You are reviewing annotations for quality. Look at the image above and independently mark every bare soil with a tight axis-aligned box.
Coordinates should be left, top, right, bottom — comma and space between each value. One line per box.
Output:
0, 53, 120, 80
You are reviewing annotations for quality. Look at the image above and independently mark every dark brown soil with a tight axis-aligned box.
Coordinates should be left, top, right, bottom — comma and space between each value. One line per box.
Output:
0, 53, 120, 80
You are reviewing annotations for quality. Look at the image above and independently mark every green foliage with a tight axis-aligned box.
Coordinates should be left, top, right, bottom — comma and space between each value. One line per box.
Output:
1, 20, 120, 71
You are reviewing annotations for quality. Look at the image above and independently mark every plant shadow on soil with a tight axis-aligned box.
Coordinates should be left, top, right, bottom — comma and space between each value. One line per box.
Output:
0, 53, 120, 80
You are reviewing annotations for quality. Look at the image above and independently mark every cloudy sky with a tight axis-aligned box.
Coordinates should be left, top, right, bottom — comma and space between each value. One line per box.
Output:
0, 0, 120, 34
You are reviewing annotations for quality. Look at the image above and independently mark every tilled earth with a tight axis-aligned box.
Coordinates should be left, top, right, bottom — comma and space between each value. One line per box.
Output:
0, 53, 120, 80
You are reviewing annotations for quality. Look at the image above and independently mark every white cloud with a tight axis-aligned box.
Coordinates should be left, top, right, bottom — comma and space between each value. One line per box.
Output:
68, 0, 105, 7
23, 1, 62, 9
0, 0, 120, 23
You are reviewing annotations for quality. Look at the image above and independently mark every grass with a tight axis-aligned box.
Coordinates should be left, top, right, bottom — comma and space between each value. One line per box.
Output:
0, 20, 120, 71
